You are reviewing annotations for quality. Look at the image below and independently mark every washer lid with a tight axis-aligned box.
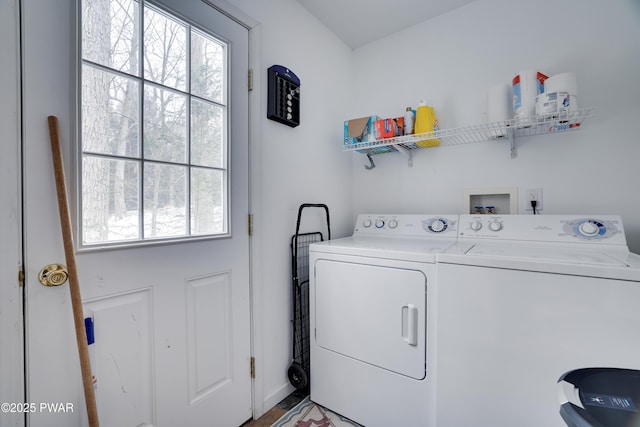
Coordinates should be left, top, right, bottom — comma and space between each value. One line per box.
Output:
438, 241, 640, 281
466, 244, 629, 267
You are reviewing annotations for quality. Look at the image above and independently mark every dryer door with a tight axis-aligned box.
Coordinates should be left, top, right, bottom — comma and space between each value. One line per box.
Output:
314, 260, 427, 379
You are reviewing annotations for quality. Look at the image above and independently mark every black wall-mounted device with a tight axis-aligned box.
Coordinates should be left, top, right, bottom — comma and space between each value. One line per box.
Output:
267, 65, 300, 128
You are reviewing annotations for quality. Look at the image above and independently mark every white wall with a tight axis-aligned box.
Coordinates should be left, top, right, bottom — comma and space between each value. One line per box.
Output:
350, 0, 640, 251
227, 0, 355, 413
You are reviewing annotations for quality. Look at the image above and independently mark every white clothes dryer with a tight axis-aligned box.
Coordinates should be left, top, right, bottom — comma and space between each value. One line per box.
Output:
309, 214, 459, 427
436, 214, 640, 427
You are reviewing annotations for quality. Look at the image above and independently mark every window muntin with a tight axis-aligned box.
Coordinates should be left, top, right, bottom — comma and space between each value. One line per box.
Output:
80, 0, 228, 246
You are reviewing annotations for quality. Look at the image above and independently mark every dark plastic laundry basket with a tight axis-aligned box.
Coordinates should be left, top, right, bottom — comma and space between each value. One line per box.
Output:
558, 368, 640, 427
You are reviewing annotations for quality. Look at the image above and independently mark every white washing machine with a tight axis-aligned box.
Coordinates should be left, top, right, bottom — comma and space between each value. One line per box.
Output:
309, 214, 459, 427
436, 214, 640, 427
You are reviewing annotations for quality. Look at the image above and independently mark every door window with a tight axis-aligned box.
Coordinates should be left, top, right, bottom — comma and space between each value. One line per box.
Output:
80, 0, 228, 246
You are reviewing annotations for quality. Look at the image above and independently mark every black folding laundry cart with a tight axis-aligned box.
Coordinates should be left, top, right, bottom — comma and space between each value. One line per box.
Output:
558, 368, 640, 427
287, 203, 330, 391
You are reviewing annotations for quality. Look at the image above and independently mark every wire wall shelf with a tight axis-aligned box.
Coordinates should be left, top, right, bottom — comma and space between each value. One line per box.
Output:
345, 107, 595, 167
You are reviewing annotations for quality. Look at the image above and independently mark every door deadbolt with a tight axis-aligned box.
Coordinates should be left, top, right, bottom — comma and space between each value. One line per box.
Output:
39, 264, 68, 287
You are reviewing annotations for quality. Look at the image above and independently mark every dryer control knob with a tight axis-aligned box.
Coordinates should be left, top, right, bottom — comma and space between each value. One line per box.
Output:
362, 219, 372, 228
375, 220, 385, 229
578, 221, 599, 236
489, 221, 502, 232
470, 220, 483, 231
430, 219, 446, 232
388, 219, 398, 229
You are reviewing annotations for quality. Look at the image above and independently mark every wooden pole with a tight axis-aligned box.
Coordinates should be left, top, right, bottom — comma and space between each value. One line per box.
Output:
47, 116, 100, 427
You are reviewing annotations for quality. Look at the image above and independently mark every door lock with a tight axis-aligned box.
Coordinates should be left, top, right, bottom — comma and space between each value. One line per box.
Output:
39, 264, 68, 287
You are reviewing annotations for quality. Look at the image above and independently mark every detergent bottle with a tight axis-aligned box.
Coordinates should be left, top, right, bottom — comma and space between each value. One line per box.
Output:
414, 100, 440, 148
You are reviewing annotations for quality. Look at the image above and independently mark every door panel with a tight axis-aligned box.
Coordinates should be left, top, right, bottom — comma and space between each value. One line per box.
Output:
185, 272, 233, 404
315, 260, 427, 379
84, 290, 154, 426
22, 1, 251, 426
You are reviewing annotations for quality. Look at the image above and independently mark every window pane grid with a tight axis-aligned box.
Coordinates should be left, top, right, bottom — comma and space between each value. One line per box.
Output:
80, 0, 229, 246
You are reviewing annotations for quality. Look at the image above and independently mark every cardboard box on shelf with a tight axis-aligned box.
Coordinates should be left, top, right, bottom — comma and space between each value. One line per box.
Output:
344, 115, 397, 154
374, 117, 404, 139
344, 116, 378, 145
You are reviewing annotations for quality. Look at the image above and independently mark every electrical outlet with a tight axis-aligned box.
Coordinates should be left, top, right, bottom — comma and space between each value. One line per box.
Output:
525, 188, 543, 213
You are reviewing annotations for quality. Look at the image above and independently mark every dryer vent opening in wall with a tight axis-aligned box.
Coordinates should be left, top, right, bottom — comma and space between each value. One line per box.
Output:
267, 65, 300, 128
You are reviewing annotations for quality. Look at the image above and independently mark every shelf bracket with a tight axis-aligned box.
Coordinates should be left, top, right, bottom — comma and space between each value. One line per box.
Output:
364, 153, 376, 170
508, 128, 517, 158
395, 144, 413, 167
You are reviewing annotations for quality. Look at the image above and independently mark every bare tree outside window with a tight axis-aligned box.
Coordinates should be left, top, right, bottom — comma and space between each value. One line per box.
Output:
80, 0, 228, 245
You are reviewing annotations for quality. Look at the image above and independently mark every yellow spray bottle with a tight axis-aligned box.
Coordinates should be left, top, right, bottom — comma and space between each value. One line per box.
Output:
414, 100, 440, 148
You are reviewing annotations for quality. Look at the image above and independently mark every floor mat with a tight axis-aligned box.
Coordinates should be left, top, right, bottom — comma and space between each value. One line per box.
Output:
271, 396, 362, 427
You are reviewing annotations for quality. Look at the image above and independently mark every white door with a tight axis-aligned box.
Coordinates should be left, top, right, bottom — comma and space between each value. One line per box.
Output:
22, 1, 252, 426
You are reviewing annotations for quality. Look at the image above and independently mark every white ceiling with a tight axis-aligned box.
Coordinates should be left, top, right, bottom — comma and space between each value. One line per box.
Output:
297, 0, 478, 49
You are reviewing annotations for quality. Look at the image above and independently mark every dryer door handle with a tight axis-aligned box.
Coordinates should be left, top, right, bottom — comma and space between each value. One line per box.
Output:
402, 304, 418, 346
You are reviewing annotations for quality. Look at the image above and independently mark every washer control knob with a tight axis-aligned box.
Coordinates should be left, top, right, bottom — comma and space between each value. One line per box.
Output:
431, 219, 446, 232
375, 219, 385, 229
470, 220, 483, 231
362, 219, 372, 228
388, 219, 398, 229
578, 221, 599, 236
489, 221, 502, 232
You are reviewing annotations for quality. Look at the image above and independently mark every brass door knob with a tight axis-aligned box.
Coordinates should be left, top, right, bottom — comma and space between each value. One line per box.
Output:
39, 264, 68, 286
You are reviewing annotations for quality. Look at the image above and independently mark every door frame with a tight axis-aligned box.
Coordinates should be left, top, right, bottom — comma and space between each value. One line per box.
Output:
1, 0, 24, 426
